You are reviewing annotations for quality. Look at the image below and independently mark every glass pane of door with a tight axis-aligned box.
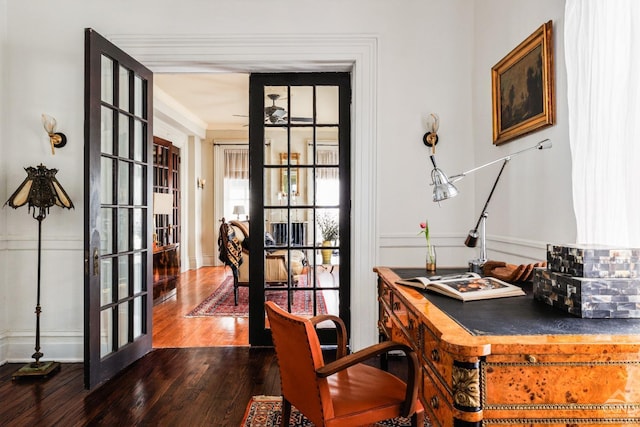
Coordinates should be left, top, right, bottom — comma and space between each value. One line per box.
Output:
98, 62, 149, 359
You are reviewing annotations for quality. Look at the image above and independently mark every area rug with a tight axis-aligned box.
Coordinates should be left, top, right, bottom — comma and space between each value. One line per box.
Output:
185, 276, 327, 317
241, 395, 431, 426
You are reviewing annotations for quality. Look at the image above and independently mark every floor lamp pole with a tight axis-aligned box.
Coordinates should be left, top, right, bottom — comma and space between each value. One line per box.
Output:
12, 212, 60, 379
33, 215, 44, 365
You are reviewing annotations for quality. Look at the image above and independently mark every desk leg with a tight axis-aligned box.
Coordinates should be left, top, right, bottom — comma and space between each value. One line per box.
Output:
379, 332, 389, 371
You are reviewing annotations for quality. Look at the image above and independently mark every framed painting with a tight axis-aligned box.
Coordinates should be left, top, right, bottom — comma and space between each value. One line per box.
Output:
492, 20, 555, 145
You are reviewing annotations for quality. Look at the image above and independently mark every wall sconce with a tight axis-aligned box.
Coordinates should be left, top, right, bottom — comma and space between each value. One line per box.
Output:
197, 178, 206, 189
42, 114, 67, 155
422, 113, 439, 152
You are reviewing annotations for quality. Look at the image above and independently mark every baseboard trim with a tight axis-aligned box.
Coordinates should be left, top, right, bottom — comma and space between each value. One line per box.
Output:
4, 331, 83, 363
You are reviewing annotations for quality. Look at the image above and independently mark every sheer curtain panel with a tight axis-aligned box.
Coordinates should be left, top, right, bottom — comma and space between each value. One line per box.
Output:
565, 0, 640, 246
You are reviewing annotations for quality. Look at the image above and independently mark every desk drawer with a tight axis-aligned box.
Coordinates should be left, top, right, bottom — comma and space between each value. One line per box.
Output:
380, 281, 421, 347
422, 365, 453, 427
390, 294, 420, 348
482, 353, 640, 421
422, 326, 453, 390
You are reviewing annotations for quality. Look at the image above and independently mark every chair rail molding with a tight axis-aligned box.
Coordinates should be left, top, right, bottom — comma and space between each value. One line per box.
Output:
378, 232, 547, 266
110, 32, 379, 350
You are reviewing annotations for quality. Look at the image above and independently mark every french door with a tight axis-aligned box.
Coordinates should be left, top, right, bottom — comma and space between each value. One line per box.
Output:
84, 28, 154, 389
248, 73, 351, 346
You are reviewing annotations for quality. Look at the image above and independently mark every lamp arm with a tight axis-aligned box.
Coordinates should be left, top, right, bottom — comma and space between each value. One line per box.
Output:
449, 138, 551, 182
465, 158, 509, 247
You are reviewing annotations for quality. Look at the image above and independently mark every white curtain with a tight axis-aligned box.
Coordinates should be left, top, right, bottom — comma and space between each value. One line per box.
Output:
316, 148, 339, 180
224, 148, 249, 179
565, 0, 640, 246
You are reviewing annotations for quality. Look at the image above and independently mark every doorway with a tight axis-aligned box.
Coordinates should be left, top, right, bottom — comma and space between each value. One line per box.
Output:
116, 32, 379, 352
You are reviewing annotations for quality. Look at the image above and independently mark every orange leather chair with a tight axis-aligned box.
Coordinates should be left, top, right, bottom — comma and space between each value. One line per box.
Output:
265, 301, 424, 427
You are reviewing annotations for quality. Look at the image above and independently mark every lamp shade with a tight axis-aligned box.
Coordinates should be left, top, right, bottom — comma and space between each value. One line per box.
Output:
431, 168, 459, 202
232, 205, 246, 216
153, 192, 174, 215
4, 164, 74, 219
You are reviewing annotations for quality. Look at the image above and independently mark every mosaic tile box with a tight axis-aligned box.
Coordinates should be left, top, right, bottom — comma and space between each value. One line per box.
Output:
532, 267, 640, 318
546, 243, 640, 278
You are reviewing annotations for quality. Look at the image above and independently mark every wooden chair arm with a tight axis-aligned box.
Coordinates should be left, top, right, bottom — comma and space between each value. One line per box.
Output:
316, 341, 420, 417
310, 314, 347, 359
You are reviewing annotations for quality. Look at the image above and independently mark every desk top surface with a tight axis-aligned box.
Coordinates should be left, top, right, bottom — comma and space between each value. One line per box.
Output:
388, 267, 640, 337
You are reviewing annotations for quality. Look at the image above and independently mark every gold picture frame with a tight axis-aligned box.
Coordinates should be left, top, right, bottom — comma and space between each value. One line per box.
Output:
280, 152, 299, 196
492, 20, 555, 145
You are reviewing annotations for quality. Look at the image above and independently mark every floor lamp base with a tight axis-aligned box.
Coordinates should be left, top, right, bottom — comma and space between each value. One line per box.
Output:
12, 361, 61, 380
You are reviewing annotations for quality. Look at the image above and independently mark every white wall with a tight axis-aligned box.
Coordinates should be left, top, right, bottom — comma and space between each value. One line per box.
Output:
0, 0, 8, 362
0, 0, 574, 363
470, 0, 574, 264
380, 1, 573, 268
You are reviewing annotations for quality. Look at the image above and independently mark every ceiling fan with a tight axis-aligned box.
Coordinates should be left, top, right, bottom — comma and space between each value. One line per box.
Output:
235, 93, 313, 125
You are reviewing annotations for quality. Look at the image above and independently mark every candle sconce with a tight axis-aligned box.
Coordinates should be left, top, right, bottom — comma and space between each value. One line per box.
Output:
42, 114, 67, 155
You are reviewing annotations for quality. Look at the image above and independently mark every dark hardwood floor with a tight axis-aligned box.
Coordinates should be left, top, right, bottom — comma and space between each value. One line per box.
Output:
0, 348, 405, 426
0, 266, 409, 426
0, 347, 279, 426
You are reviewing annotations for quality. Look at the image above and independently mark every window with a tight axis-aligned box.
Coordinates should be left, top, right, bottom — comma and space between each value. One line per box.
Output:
316, 147, 339, 206
223, 148, 249, 220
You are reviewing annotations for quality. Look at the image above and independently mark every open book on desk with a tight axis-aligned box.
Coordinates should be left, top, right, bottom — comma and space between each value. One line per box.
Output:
395, 272, 526, 302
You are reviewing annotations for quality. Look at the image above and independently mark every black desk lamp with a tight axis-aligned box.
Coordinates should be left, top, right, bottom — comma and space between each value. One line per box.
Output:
4, 164, 74, 379
430, 139, 552, 273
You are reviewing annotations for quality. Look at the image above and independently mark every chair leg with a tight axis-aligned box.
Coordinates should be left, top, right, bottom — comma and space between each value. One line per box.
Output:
281, 397, 291, 427
411, 409, 424, 427
232, 268, 239, 306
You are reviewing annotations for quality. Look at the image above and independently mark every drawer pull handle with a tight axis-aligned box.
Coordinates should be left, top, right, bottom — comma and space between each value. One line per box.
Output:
430, 395, 439, 409
393, 302, 400, 311
431, 349, 440, 362
526, 354, 537, 363
408, 319, 415, 330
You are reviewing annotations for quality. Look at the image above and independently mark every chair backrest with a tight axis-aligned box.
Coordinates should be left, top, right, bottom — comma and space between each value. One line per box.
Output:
218, 218, 243, 269
229, 220, 249, 240
264, 301, 334, 424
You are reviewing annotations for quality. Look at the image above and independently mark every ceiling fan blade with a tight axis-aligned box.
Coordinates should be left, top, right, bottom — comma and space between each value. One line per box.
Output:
290, 117, 313, 123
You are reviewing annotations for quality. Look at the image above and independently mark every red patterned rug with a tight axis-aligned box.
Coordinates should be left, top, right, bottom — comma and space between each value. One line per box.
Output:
185, 275, 327, 317
241, 395, 431, 426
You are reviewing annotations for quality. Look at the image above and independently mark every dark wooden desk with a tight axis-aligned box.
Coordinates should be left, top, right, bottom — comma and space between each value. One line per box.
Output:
376, 266, 640, 426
